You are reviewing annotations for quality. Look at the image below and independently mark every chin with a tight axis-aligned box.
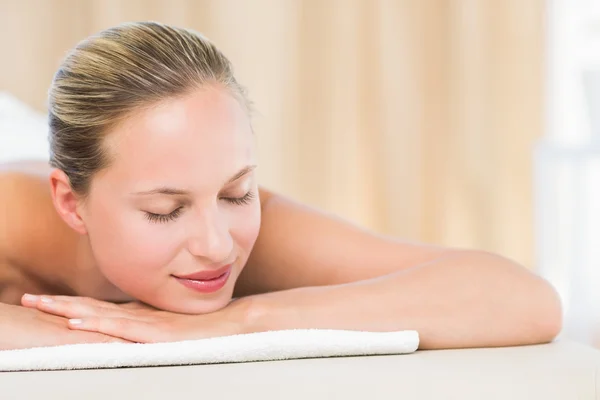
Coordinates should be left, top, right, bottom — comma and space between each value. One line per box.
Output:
160, 296, 233, 314
140, 282, 236, 314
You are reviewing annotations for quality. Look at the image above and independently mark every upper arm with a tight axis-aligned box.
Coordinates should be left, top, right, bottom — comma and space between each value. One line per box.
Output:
0, 173, 41, 304
0, 169, 75, 289
0, 173, 24, 266
0, 172, 50, 266
234, 188, 456, 297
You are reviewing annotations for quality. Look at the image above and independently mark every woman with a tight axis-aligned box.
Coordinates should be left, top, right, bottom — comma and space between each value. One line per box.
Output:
0, 22, 561, 351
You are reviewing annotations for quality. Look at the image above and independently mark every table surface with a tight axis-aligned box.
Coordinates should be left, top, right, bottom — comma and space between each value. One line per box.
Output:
1, 339, 599, 400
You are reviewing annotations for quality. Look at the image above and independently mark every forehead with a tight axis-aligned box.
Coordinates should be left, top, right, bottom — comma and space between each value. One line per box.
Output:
101, 87, 254, 188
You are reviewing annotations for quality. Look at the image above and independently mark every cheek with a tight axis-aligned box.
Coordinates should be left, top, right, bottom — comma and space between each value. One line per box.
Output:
84, 199, 178, 283
230, 202, 262, 257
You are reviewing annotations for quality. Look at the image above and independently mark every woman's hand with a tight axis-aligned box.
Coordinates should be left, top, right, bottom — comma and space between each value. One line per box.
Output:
21, 294, 253, 343
0, 302, 132, 351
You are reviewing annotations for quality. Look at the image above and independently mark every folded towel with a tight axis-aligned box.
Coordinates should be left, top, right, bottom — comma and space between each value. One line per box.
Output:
0, 329, 418, 371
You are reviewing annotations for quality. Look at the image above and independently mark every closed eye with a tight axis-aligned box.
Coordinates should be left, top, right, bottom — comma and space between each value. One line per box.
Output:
145, 206, 183, 224
221, 191, 255, 206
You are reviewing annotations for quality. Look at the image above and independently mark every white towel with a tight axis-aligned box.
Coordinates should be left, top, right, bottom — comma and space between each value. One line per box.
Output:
0, 92, 49, 163
0, 329, 419, 371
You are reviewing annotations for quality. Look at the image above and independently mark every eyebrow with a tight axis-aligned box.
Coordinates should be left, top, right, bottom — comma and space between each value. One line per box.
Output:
132, 165, 257, 196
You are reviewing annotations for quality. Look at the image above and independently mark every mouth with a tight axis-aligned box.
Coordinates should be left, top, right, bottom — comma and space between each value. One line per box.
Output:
172, 264, 233, 294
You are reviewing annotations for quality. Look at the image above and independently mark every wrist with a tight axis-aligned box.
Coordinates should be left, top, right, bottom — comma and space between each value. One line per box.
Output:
236, 294, 273, 334
235, 287, 325, 334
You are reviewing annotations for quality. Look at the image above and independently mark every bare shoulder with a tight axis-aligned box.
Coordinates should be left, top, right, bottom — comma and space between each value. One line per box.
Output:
0, 161, 76, 287
235, 187, 453, 297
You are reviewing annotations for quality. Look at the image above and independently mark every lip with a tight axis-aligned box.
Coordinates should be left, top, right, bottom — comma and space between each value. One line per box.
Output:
172, 264, 233, 294
175, 264, 233, 281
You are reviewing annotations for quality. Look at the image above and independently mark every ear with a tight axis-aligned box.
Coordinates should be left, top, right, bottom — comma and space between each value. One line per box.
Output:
49, 169, 88, 235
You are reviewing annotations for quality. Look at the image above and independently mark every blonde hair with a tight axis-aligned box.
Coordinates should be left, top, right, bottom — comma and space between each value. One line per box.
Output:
48, 21, 251, 195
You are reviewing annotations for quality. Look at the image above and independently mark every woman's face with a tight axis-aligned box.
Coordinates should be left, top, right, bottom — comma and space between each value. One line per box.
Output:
80, 86, 261, 314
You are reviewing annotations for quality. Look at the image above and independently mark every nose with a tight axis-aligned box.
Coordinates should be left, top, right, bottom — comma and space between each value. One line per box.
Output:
186, 205, 233, 263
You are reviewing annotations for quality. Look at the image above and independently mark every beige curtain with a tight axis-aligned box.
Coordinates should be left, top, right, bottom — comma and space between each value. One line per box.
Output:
0, 0, 544, 269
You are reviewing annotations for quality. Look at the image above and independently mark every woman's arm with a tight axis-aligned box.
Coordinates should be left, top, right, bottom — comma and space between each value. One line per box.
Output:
236, 188, 562, 349
243, 251, 561, 349
0, 302, 132, 350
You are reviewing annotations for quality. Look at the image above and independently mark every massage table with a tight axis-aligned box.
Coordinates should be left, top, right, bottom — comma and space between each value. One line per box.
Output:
1, 338, 599, 399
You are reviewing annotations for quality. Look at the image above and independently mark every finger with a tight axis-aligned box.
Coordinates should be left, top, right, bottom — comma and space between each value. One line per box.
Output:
33, 297, 127, 319
68, 317, 166, 343
34, 294, 123, 309
21, 293, 41, 307
75, 333, 136, 344
71, 331, 135, 344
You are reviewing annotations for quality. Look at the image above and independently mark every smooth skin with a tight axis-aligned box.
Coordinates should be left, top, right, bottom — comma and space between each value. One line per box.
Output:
0, 86, 562, 350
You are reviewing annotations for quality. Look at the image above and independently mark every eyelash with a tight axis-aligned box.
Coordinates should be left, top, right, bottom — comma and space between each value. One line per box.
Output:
145, 207, 183, 224
144, 191, 256, 224
221, 190, 256, 206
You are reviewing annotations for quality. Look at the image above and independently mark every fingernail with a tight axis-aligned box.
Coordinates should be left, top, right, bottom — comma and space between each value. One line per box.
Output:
69, 319, 83, 325
22, 294, 39, 302
40, 296, 54, 304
